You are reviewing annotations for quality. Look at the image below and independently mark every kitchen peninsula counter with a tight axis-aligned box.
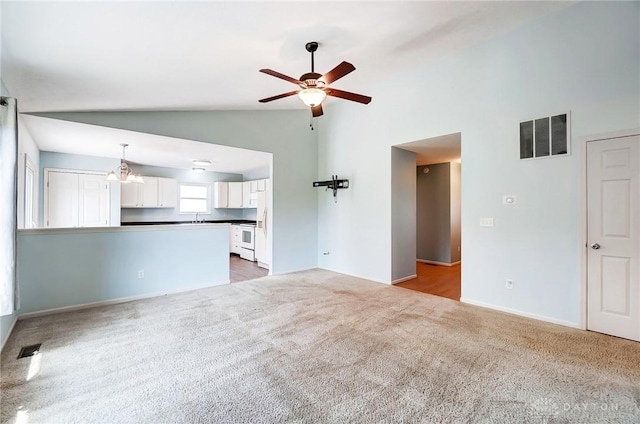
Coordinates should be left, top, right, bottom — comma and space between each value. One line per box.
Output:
17, 223, 231, 316
120, 220, 256, 226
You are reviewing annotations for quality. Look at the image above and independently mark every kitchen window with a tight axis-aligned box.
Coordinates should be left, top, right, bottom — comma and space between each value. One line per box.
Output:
179, 184, 210, 214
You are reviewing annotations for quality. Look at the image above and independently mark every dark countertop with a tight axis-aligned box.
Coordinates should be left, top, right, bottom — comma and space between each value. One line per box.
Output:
121, 220, 256, 226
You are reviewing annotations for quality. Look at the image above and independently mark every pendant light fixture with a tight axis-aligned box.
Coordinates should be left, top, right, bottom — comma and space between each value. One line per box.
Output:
106, 143, 144, 184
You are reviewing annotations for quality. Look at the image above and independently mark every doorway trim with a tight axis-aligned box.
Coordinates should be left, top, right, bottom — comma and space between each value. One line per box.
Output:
579, 128, 640, 331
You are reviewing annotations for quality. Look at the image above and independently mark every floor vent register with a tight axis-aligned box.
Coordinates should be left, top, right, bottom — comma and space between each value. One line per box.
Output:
17, 343, 42, 359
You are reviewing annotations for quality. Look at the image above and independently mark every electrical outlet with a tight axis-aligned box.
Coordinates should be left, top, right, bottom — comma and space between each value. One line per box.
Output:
505, 279, 514, 289
138, 270, 144, 279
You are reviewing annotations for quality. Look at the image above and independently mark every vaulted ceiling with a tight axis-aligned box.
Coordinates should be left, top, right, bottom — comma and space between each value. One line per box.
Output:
2, 1, 569, 113
2, 2, 571, 172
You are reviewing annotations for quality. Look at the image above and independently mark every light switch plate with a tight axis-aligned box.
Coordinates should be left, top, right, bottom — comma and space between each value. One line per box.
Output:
480, 218, 494, 227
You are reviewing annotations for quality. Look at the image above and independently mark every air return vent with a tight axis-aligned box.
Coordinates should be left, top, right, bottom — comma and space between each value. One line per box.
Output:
520, 113, 570, 159
17, 344, 41, 359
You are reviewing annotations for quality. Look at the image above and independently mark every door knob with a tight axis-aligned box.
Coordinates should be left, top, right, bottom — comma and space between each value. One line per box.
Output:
590, 243, 601, 250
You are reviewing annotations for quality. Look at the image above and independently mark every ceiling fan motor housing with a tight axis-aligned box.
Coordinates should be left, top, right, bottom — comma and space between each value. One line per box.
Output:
299, 72, 323, 88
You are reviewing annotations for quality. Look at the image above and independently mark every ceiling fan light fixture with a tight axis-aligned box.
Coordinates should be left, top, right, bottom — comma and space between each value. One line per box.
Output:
192, 159, 211, 167
298, 88, 326, 107
192, 167, 206, 173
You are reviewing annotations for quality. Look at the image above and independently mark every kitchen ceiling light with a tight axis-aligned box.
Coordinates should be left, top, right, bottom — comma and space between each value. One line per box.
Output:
192, 159, 211, 167
192, 167, 206, 173
106, 143, 144, 184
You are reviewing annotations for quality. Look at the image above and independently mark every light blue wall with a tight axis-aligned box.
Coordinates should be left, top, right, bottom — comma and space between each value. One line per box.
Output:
0, 79, 9, 96
0, 314, 16, 350
119, 163, 246, 223
39, 151, 121, 227
32, 110, 318, 275
318, 2, 640, 326
17, 225, 230, 314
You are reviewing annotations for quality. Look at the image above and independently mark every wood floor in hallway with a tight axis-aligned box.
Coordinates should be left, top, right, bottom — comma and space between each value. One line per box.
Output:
396, 262, 461, 301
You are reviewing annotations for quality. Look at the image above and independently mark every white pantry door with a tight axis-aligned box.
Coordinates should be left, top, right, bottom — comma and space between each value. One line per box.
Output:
79, 174, 110, 227
47, 171, 79, 228
587, 135, 640, 341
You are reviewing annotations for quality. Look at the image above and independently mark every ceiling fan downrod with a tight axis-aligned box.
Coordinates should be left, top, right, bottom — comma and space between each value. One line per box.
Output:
305, 41, 319, 73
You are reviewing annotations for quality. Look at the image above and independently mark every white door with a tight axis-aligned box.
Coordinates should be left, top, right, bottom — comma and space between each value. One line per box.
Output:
79, 174, 110, 227
47, 172, 79, 228
587, 135, 640, 341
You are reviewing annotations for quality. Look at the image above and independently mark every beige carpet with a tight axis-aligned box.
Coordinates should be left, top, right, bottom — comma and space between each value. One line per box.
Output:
1, 269, 639, 423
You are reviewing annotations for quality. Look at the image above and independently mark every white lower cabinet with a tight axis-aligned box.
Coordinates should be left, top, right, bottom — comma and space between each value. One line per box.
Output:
230, 225, 242, 255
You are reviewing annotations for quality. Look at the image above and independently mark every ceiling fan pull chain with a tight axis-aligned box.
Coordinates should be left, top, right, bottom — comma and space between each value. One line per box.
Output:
309, 112, 314, 131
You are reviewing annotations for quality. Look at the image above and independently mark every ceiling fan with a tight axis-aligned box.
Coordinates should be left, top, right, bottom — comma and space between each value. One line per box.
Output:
258, 41, 372, 118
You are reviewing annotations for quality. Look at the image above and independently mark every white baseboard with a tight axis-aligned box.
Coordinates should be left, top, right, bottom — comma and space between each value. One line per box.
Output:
417, 259, 461, 267
317, 266, 390, 285
460, 298, 581, 329
18, 279, 230, 320
274, 266, 317, 276
1, 314, 18, 352
392, 274, 417, 285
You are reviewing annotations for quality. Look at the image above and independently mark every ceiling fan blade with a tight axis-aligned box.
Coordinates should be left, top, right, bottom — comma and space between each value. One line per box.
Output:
258, 90, 299, 103
318, 61, 356, 85
259, 69, 303, 86
311, 104, 323, 117
326, 88, 372, 104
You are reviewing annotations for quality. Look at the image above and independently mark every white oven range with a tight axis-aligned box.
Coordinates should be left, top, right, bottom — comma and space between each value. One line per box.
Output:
239, 224, 255, 261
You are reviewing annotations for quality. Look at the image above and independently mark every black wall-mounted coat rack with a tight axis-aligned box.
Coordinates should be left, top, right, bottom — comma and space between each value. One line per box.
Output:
313, 175, 349, 201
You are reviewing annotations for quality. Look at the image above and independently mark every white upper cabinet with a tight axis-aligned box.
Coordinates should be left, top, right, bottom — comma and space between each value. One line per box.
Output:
158, 177, 178, 208
242, 181, 251, 208
214, 181, 242, 208
120, 176, 177, 208
120, 181, 139, 208
213, 182, 228, 208
228, 182, 243, 208
215, 179, 268, 209
139, 176, 158, 208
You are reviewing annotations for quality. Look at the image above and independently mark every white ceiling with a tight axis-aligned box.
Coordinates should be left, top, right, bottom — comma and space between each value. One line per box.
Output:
396, 133, 461, 166
1, 1, 569, 168
21, 115, 271, 175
